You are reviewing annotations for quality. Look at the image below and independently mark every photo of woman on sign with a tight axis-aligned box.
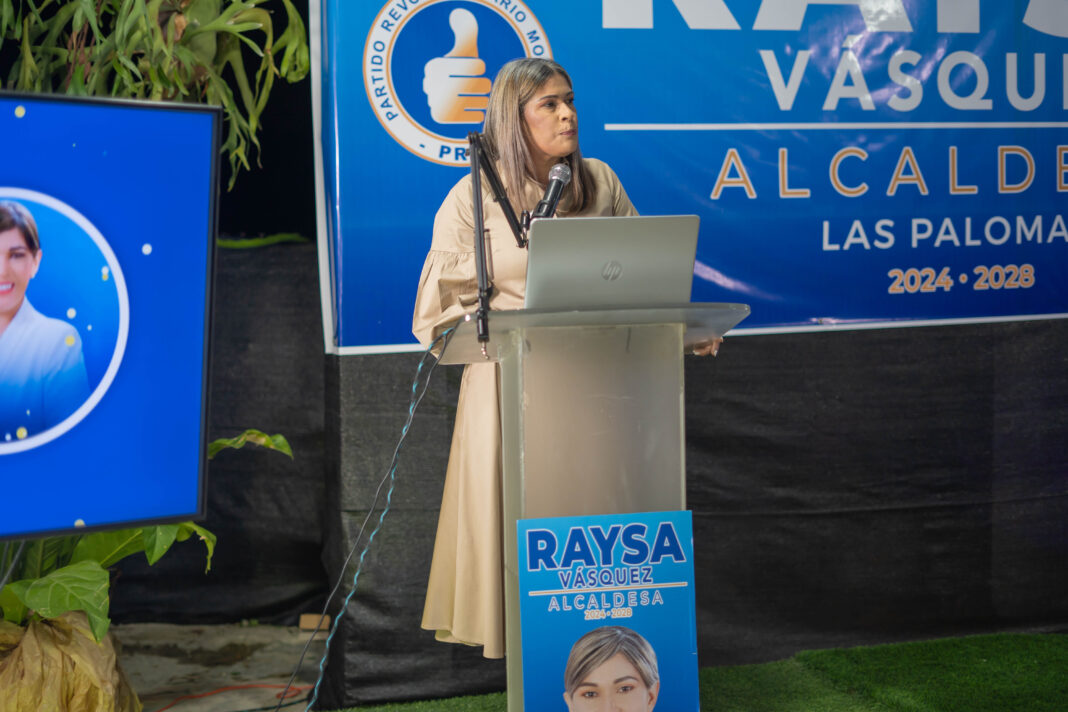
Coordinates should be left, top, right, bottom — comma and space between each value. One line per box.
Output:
563, 626, 661, 711
0, 201, 90, 440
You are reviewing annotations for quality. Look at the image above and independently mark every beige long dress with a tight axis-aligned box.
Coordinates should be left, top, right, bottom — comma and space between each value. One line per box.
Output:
411, 158, 638, 658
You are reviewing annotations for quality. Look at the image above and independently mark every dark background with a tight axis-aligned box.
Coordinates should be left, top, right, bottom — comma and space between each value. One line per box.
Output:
98, 0, 1067, 708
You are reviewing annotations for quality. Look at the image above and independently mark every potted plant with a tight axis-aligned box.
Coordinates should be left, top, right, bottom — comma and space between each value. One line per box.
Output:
0, 429, 291, 710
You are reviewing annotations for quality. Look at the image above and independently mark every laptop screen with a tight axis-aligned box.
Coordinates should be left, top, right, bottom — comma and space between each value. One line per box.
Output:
524, 215, 699, 310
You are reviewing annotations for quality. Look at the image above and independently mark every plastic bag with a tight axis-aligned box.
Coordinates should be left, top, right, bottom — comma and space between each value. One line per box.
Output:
0, 612, 140, 712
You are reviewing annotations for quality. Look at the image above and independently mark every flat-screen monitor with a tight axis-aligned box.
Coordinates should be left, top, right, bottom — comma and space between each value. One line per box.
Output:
0, 93, 219, 540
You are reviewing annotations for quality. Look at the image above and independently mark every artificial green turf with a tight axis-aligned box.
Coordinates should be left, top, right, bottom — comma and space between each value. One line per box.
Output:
796, 633, 1068, 712
336, 633, 1067, 711
700, 657, 892, 712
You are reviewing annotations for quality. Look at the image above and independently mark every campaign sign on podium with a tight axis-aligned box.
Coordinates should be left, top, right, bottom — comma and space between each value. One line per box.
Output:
517, 511, 698, 711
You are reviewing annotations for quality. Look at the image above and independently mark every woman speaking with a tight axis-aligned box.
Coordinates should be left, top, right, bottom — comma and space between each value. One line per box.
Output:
412, 58, 638, 658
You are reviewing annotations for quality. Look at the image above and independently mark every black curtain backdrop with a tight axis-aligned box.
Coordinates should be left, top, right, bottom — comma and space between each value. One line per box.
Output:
108, 1, 1068, 704
684, 321, 1068, 664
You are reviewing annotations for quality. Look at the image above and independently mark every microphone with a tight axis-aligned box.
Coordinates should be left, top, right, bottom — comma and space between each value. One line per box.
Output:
531, 163, 572, 220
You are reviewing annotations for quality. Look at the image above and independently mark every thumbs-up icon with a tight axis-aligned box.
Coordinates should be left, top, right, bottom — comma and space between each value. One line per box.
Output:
423, 8, 493, 124
1024, 0, 1068, 38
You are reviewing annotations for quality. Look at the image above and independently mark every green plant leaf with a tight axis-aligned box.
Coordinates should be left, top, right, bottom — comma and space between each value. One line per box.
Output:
70, 61, 87, 94
41, 3, 79, 61
275, 0, 308, 81
142, 525, 180, 565
18, 16, 41, 90
18, 536, 79, 582
70, 528, 145, 569
0, 0, 17, 55
6, 560, 111, 641
175, 522, 217, 572
216, 232, 309, 249
115, 0, 140, 42
208, 428, 292, 460
0, 583, 27, 626
115, 50, 142, 79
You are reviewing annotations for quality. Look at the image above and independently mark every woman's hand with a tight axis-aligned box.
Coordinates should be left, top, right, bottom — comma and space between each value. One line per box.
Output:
690, 337, 723, 357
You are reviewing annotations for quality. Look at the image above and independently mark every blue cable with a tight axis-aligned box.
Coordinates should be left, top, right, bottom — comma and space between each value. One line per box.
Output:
272, 327, 456, 712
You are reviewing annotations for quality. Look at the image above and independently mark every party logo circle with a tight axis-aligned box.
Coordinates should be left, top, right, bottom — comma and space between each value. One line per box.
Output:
365, 0, 552, 166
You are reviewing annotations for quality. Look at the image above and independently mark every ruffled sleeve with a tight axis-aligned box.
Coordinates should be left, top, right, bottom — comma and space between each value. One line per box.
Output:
413, 250, 479, 346
413, 176, 479, 346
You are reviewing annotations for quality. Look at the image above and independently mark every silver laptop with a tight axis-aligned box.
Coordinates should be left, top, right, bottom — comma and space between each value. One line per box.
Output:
523, 215, 699, 310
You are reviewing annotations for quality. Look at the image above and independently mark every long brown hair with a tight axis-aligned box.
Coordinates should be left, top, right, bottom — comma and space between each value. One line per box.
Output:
481, 58, 596, 214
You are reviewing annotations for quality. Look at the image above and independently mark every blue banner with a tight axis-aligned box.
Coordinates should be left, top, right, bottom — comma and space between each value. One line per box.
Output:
315, 0, 1068, 351
517, 511, 698, 711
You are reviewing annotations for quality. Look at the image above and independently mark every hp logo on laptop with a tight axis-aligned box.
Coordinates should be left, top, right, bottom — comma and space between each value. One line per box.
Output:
601, 260, 623, 281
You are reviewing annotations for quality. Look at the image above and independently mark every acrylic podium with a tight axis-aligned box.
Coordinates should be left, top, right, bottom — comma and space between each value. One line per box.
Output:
439, 302, 750, 711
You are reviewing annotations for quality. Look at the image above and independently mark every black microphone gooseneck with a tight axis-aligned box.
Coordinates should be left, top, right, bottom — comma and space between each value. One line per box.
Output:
530, 162, 572, 220
468, 133, 493, 355
466, 134, 568, 355
470, 133, 528, 249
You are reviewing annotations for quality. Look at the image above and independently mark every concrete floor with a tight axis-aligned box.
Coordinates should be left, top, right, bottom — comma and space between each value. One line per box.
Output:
113, 622, 328, 712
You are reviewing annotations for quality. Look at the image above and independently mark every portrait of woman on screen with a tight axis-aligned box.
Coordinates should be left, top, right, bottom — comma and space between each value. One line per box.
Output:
0, 200, 90, 440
